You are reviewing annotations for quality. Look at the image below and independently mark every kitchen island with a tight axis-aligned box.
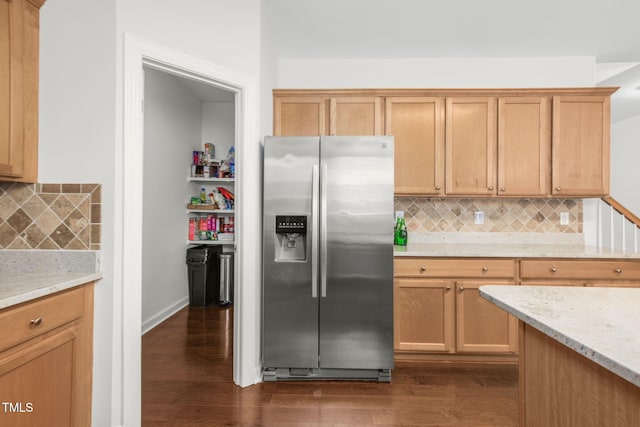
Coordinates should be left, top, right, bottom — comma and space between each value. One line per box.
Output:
480, 285, 640, 427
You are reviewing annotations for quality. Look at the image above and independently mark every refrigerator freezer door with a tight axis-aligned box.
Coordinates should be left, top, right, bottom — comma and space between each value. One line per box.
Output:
263, 136, 320, 368
319, 136, 394, 370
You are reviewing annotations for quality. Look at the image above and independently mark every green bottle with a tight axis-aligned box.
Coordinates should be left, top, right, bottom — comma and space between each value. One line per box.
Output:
395, 216, 407, 246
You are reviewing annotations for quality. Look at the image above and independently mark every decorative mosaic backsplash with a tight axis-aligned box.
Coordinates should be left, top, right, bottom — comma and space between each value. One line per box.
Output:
0, 183, 101, 250
396, 198, 582, 234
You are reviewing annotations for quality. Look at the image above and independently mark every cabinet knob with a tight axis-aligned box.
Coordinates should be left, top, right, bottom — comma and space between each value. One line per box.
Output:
420, 266, 427, 272
459, 286, 465, 292
550, 267, 558, 273
555, 186, 561, 191
435, 185, 441, 191
500, 187, 506, 192
482, 266, 489, 272
614, 268, 623, 274
445, 285, 451, 290
488, 186, 494, 191
30, 317, 43, 328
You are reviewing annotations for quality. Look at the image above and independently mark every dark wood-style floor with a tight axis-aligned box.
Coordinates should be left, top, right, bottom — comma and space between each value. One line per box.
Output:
142, 305, 519, 426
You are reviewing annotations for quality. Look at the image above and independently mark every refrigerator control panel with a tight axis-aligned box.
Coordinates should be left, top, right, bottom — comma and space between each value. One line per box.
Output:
276, 215, 307, 234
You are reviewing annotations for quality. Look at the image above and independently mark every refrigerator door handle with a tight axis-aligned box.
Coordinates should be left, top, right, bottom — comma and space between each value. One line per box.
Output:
311, 165, 319, 298
320, 162, 328, 298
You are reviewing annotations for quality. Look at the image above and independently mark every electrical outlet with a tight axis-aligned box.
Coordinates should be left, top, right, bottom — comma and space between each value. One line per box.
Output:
560, 212, 570, 225
474, 211, 484, 225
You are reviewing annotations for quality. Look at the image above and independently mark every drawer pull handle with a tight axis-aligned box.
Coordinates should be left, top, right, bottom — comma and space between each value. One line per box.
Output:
420, 266, 427, 271
550, 267, 558, 273
614, 268, 623, 274
482, 266, 489, 272
30, 317, 43, 328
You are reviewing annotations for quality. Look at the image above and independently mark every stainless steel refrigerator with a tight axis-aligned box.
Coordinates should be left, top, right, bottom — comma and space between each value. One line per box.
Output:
262, 135, 394, 382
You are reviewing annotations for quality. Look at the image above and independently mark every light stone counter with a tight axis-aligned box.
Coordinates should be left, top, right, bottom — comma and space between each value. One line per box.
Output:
0, 250, 102, 310
394, 242, 640, 258
480, 285, 640, 387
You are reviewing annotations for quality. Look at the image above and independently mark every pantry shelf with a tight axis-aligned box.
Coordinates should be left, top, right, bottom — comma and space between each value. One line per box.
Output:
187, 177, 235, 183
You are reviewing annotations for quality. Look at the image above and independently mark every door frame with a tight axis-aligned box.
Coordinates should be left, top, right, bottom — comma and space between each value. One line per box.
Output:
120, 34, 261, 424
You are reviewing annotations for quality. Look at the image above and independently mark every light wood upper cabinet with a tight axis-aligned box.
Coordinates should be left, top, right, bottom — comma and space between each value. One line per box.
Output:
273, 88, 615, 198
498, 97, 550, 196
273, 96, 328, 136
445, 97, 497, 195
385, 97, 444, 195
0, 0, 44, 183
273, 94, 382, 136
552, 96, 610, 196
330, 96, 382, 136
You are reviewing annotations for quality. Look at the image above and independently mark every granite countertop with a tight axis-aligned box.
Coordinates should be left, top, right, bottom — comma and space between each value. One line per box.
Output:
394, 242, 640, 259
480, 285, 640, 387
0, 250, 102, 310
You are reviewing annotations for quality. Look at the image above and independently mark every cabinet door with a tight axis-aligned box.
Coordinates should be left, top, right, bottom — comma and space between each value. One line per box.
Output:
498, 97, 550, 196
455, 280, 517, 353
445, 97, 497, 195
385, 97, 444, 195
0, 0, 40, 183
0, 326, 76, 426
394, 278, 455, 352
273, 96, 328, 136
552, 96, 610, 196
330, 97, 382, 136
0, 0, 25, 179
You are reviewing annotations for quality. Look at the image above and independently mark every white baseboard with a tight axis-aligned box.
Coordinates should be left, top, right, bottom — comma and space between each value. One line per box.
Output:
141, 297, 189, 335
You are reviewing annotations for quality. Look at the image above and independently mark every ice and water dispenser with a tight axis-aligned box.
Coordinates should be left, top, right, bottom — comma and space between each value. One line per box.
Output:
274, 215, 307, 261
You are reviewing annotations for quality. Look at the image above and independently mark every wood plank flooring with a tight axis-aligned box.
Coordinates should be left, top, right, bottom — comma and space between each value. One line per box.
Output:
142, 305, 518, 426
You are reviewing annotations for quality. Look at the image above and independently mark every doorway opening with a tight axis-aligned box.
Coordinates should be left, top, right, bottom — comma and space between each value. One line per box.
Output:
121, 35, 262, 425
140, 66, 236, 335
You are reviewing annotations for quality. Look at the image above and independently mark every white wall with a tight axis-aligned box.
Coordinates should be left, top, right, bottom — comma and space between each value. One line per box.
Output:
38, 1, 116, 425
277, 57, 596, 88
141, 69, 202, 332
611, 115, 640, 217
39, 1, 261, 425
202, 102, 235, 160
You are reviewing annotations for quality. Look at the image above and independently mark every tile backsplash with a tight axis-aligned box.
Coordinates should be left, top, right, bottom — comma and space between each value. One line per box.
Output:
0, 183, 101, 250
396, 197, 582, 234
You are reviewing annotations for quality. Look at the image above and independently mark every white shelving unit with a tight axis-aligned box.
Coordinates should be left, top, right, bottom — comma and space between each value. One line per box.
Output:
187, 176, 235, 246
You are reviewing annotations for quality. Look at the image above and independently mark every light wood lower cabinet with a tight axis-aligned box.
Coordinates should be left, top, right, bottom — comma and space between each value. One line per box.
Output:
394, 279, 454, 352
456, 280, 518, 353
520, 259, 640, 287
394, 258, 518, 358
0, 283, 94, 426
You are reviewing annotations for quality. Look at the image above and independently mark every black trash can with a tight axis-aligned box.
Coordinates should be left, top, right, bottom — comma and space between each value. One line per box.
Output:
186, 245, 222, 306
218, 252, 234, 305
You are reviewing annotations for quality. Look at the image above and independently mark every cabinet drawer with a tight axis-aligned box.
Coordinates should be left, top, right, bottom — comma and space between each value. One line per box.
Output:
394, 258, 515, 278
520, 259, 640, 280
0, 287, 85, 352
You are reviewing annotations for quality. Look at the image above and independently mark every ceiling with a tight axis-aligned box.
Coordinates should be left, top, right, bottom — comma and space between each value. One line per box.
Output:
263, 0, 640, 121
176, 76, 236, 103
